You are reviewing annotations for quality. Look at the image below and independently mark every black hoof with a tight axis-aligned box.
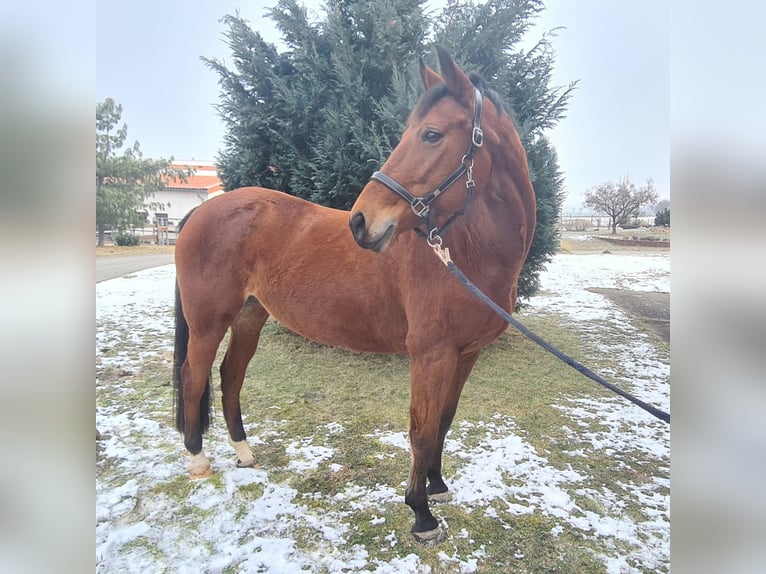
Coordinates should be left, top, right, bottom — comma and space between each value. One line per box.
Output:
412, 527, 445, 545
428, 490, 452, 503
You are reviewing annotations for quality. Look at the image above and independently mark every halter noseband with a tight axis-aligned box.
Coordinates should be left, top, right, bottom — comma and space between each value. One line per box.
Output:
369, 86, 484, 242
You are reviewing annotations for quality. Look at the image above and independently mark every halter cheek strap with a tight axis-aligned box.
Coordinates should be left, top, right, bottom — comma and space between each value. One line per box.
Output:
369, 86, 484, 237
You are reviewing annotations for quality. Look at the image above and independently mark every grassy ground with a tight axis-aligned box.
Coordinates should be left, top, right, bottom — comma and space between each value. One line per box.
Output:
559, 226, 670, 254
96, 244, 175, 258
96, 231, 670, 572
97, 324, 596, 571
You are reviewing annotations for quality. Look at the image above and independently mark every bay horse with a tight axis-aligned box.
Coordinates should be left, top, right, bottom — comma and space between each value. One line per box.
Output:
173, 46, 536, 542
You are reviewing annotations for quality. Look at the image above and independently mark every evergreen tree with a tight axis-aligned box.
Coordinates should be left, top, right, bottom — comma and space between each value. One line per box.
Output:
205, 0, 575, 302
204, 0, 427, 208
654, 208, 670, 227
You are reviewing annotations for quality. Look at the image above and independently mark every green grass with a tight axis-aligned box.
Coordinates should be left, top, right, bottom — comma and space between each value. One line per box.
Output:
97, 308, 669, 572
245, 316, 662, 571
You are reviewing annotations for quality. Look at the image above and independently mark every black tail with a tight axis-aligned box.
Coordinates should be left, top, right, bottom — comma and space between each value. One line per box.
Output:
173, 208, 212, 434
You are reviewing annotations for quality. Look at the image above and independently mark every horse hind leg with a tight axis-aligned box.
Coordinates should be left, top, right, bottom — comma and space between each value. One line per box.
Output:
180, 328, 228, 478
174, 282, 245, 478
220, 297, 270, 468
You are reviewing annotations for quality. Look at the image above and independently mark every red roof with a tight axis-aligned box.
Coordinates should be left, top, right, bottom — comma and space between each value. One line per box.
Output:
164, 162, 223, 196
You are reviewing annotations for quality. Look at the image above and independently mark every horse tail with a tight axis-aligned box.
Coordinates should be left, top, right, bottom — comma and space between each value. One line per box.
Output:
173, 207, 212, 434
173, 279, 188, 432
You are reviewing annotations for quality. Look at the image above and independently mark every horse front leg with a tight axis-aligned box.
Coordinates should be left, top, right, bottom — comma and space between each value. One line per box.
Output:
426, 350, 481, 502
405, 346, 459, 543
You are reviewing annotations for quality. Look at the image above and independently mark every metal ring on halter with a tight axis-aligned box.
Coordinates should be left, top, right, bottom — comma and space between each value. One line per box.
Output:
462, 156, 475, 189
427, 228, 442, 248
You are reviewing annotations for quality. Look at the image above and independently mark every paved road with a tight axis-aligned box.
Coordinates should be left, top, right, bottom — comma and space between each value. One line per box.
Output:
96, 254, 174, 283
589, 288, 670, 343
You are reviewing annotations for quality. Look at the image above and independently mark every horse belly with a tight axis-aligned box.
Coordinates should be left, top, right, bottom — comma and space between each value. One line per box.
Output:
252, 283, 408, 355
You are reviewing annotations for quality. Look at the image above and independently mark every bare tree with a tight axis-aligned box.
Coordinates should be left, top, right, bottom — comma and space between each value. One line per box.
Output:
583, 177, 658, 234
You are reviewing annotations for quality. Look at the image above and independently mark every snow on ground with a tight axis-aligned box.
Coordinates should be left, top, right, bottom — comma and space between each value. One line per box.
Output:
526, 253, 670, 449
97, 251, 669, 573
525, 252, 670, 571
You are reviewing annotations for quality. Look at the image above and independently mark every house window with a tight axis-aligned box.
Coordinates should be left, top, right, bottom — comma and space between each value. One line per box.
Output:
155, 213, 168, 227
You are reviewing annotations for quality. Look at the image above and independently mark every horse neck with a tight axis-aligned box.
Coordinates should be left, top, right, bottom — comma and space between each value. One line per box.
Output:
442, 154, 535, 283
443, 201, 515, 278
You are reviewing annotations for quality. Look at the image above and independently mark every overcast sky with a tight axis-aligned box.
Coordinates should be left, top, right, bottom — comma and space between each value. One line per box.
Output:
96, 0, 669, 210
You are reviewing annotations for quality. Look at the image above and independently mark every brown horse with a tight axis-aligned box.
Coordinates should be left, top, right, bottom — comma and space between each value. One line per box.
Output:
173, 46, 536, 542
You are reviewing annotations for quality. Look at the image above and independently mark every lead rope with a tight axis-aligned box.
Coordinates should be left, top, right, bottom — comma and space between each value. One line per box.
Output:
427, 241, 670, 424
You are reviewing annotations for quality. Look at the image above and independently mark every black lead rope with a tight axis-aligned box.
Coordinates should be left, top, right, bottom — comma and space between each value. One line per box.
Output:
433, 250, 671, 424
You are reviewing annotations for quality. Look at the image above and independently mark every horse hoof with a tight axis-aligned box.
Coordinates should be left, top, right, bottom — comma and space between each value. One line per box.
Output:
412, 527, 445, 546
236, 458, 258, 469
428, 491, 452, 503
189, 466, 212, 479
188, 452, 212, 478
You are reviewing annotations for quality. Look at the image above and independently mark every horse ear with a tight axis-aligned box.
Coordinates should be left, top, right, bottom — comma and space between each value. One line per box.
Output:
435, 46, 473, 106
419, 57, 441, 90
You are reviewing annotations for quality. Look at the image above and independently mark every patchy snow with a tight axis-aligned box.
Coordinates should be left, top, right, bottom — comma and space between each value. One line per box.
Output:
285, 439, 336, 472
527, 252, 670, 441
525, 252, 670, 571
97, 252, 669, 573
530, 253, 668, 322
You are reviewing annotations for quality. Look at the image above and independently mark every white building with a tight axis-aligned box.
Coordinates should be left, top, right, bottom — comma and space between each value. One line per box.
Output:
133, 160, 223, 245
145, 160, 223, 229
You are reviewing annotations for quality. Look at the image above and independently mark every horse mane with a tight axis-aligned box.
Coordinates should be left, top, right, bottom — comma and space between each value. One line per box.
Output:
468, 72, 516, 123
410, 71, 517, 127
177, 206, 198, 232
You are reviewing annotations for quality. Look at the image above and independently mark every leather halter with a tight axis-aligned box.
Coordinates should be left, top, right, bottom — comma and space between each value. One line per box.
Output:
369, 86, 484, 242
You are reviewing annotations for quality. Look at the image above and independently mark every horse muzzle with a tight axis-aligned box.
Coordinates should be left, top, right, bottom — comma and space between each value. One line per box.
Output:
349, 211, 397, 252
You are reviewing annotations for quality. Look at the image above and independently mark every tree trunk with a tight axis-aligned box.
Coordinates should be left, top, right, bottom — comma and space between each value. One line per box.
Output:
98, 223, 106, 247
611, 218, 617, 234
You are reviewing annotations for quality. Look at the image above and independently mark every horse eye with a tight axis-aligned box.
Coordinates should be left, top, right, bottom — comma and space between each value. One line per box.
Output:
421, 129, 443, 143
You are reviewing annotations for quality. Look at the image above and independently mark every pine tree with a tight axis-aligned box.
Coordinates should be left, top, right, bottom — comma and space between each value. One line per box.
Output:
654, 208, 670, 227
205, 0, 575, 302
204, 0, 427, 209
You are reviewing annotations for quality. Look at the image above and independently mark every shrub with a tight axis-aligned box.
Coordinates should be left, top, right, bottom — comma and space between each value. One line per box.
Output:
654, 208, 670, 227
114, 233, 140, 246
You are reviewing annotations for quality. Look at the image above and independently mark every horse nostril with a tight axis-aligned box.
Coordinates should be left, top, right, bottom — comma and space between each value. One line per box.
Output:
349, 212, 366, 243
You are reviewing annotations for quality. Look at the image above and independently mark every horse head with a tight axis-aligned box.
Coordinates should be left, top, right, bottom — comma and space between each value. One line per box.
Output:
349, 46, 516, 253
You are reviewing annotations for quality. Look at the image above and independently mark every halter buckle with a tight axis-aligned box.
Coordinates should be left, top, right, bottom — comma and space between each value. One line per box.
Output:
472, 126, 484, 148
